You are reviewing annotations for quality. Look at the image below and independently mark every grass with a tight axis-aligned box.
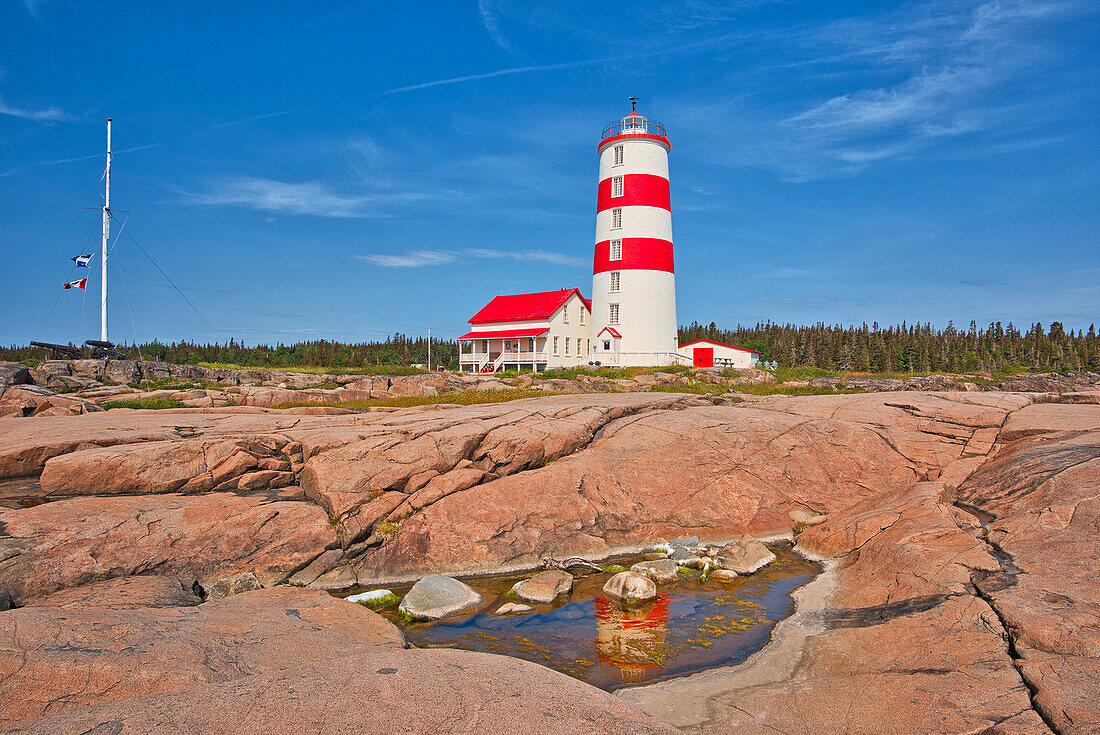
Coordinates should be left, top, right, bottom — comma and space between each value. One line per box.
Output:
648, 381, 726, 395
126, 379, 221, 391
768, 366, 842, 382
732, 384, 866, 397
534, 364, 692, 381
101, 398, 186, 410
272, 388, 561, 411
353, 591, 401, 612
270, 387, 563, 411
197, 362, 428, 376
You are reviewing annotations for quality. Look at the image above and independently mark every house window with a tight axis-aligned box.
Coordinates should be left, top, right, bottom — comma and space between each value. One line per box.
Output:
563, 306, 569, 324
612, 176, 623, 197
580, 308, 586, 326
529, 338, 535, 351
565, 337, 571, 355
610, 239, 621, 260
609, 303, 620, 324
611, 208, 622, 229
614, 145, 624, 165
604, 340, 611, 350
481, 340, 488, 353
610, 271, 620, 292
585, 339, 590, 355
553, 337, 559, 356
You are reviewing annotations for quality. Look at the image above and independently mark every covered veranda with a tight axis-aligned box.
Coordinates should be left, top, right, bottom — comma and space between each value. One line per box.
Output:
458, 327, 548, 373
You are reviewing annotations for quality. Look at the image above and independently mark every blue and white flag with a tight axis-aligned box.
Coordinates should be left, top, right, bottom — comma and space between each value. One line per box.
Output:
72, 254, 93, 268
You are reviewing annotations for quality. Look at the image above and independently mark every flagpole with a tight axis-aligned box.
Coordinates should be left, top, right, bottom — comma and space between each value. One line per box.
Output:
101, 118, 111, 343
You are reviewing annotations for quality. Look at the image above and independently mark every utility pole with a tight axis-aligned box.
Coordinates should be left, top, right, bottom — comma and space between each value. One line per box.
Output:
427, 327, 432, 371
101, 118, 112, 343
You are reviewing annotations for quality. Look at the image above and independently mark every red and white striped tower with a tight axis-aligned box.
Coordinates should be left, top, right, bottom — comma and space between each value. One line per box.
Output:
591, 103, 677, 366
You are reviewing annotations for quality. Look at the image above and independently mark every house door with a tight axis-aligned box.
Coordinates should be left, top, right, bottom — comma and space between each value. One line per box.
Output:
693, 347, 714, 367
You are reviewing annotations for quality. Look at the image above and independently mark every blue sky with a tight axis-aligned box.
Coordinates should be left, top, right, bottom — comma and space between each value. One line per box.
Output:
1, 0, 1097, 346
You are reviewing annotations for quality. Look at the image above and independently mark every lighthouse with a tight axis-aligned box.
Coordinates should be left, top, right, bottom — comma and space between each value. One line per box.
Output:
590, 102, 678, 367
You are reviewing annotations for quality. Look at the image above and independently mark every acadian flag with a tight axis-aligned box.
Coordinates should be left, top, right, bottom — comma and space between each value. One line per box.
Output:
63, 278, 88, 290
72, 254, 93, 268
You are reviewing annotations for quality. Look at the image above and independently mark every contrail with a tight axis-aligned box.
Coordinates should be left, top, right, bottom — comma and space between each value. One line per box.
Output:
380, 55, 633, 95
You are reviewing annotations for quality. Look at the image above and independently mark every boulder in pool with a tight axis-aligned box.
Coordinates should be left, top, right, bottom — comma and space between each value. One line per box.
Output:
511, 570, 573, 604
398, 574, 483, 621
716, 536, 776, 574
603, 571, 657, 607
631, 560, 679, 584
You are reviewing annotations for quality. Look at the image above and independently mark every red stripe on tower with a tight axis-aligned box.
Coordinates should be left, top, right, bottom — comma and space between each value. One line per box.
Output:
596, 173, 670, 213
593, 238, 675, 274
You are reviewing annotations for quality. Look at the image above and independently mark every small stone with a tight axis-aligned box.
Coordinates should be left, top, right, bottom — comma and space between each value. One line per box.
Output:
398, 574, 483, 621
710, 569, 740, 583
668, 536, 699, 549
642, 552, 668, 561
495, 602, 534, 616
0, 590, 13, 611
602, 571, 658, 607
511, 570, 573, 604
631, 559, 679, 584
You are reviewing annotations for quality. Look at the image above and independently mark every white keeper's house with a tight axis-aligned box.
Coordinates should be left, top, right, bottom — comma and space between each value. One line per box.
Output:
458, 103, 760, 373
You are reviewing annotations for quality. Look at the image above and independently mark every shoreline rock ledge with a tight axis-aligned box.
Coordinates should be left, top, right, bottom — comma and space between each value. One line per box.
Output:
0, 389, 1096, 733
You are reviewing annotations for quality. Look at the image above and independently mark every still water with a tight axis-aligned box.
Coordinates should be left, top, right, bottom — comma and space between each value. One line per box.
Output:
361, 544, 817, 691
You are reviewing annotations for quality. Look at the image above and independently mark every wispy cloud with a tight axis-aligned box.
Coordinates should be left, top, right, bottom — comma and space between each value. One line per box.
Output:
758, 267, 812, 279
478, 0, 514, 53
0, 94, 71, 122
356, 247, 585, 268
355, 250, 457, 268
674, 0, 1093, 181
183, 177, 426, 218
21, 0, 46, 19
960, 279, 1011, 287
466, 247, 586, 267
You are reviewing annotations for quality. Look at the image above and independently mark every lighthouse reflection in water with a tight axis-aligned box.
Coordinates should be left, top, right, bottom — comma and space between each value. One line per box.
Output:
401, 545, 818, 691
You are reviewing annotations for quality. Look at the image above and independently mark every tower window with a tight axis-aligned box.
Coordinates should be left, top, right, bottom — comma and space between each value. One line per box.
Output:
610, 239, 622, 260
613, 145, 624, 165
565, 337, 571, 355
610, 271, 620, 292
580, 308, 586, 325
553, 336, 559, 356
609, 303, 620, 324
611, 208, 622, 229
563, 305, 569, 324
611, 176, 623, 197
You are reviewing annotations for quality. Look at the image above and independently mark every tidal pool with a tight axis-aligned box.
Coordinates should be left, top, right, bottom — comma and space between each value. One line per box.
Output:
355, 543, 818, 691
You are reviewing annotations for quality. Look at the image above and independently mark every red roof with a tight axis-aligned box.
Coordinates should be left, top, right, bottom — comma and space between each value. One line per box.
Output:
458, 327, 548, 340
469, 288, 590, 324
597, 326, 622, 338
679, 338, 760, 355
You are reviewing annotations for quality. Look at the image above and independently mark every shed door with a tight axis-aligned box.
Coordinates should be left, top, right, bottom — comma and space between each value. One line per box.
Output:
693, 347, 713, 367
